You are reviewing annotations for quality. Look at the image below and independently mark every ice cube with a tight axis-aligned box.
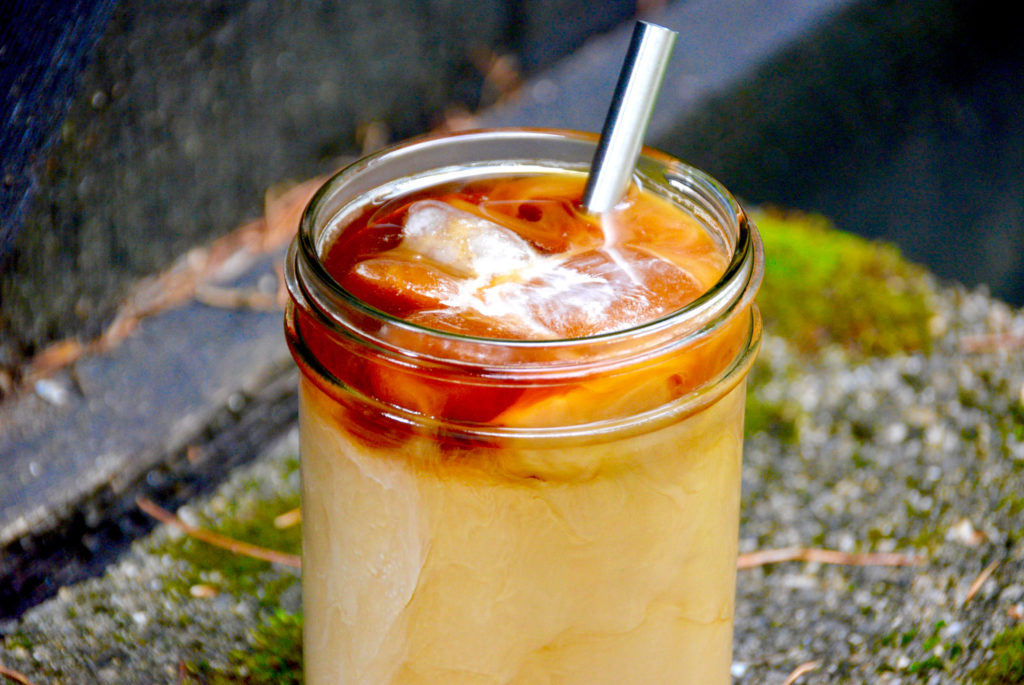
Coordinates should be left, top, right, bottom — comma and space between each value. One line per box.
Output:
368, 200, 702, 340
527, 251, 655, 337
471, 263, 610, 338
343, 258, 459, 315
403, 200, 540, 279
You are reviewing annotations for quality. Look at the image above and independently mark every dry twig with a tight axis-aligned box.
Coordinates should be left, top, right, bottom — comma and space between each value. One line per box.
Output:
436, 104, 479, 132
782, 660, 822, 685
964, 559, 1000, 605
960, 330, 1024, 354
356, 121, 390, 156
19, 176, 325, 388
194, 284, 281, 311
474, 49, 522, 104
136, 497, 301, 568
737, 547, 923, 569
0, 663, 38, 685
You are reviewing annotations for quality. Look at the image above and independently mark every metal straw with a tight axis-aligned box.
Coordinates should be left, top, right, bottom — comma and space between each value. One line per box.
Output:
583, 21, 678, 213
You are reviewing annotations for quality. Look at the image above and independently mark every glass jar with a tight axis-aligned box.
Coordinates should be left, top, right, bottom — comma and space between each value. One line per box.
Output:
285, 128, 762, 684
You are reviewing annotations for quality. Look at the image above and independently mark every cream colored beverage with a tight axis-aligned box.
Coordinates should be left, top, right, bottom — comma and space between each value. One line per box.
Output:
285, 129, 763, 684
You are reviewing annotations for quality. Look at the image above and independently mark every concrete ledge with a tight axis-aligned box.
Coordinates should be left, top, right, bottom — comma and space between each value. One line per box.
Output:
0, 245, 296, 618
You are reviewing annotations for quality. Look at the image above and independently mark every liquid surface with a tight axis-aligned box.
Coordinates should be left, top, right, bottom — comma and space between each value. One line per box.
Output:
291, 172, 750, 434
324, 174, 728, 340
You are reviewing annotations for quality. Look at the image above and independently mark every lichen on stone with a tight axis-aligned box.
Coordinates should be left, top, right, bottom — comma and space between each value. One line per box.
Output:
184, 610, 303, 684
971, 624, 1024, 685
750, 207, 936, 357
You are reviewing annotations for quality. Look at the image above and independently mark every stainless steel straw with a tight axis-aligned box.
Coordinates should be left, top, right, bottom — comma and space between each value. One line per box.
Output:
583, 21, 678, 213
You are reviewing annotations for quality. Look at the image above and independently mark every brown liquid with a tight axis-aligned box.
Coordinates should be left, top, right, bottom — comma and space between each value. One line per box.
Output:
290, 173, 742, 443
324, 174, 726, 340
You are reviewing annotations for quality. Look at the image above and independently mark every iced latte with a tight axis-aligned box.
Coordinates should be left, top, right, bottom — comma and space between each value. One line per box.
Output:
285, 130, 763, 684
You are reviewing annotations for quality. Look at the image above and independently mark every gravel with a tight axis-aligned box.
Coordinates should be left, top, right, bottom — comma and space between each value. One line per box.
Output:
734, 285, 1024, 683
1, 283, 1022, 684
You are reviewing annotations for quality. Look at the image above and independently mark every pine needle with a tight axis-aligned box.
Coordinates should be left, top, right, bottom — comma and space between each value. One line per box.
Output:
273, 508, 302, 529
960, 330, 1024, 353
737, 547, 923, 569
782, 660, 821, 685
136, 497, 301, 568
964, 559, 1000, 605
0, 663, 39, 685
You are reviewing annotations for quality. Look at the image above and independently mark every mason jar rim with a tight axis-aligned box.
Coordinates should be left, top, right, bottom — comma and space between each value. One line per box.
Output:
289, 128, 762, 370
290, 126, 761, 344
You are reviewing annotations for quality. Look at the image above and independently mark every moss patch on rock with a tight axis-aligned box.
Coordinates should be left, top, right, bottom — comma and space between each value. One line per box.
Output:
744, 208, 938, 439
185, 610, 303, 685
751, 207, 936, 357
971, 624, 1024, 685
149, 454, 305, 682
151, 457, 301, 607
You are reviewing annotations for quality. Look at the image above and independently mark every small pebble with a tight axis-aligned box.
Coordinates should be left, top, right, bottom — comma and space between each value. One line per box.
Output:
34, 378, 69, 405
189, 584, 218, 599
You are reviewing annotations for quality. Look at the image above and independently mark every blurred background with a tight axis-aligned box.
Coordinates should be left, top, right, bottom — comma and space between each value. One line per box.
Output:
2, 0, 1022, 381
1, 0, 1023, 630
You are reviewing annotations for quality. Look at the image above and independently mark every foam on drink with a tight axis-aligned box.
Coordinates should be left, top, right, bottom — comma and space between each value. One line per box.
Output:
326, 173, 727, 343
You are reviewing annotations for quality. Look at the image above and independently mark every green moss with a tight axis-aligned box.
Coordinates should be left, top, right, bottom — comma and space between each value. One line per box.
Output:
997, 493, 1024, 519
151, 489, 301, 607
971, 624, 1024, 684
233, 610, 303, 684
850, 450, 871, 469
900, 627, 920, 647
751, 208, 935, 357
185, 610, 303, 684
279, 455, 301, 480
907, 654, 945, 675
874, 621, 965, 679
1009, 401, 1024, 443
139, 457, 304, 681
908, 525, 945, 551
744, 387, 800, 441
3, 630, 34, 651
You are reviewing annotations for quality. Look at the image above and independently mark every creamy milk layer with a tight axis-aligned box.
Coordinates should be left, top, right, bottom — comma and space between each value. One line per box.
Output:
300, 379, 746, 685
